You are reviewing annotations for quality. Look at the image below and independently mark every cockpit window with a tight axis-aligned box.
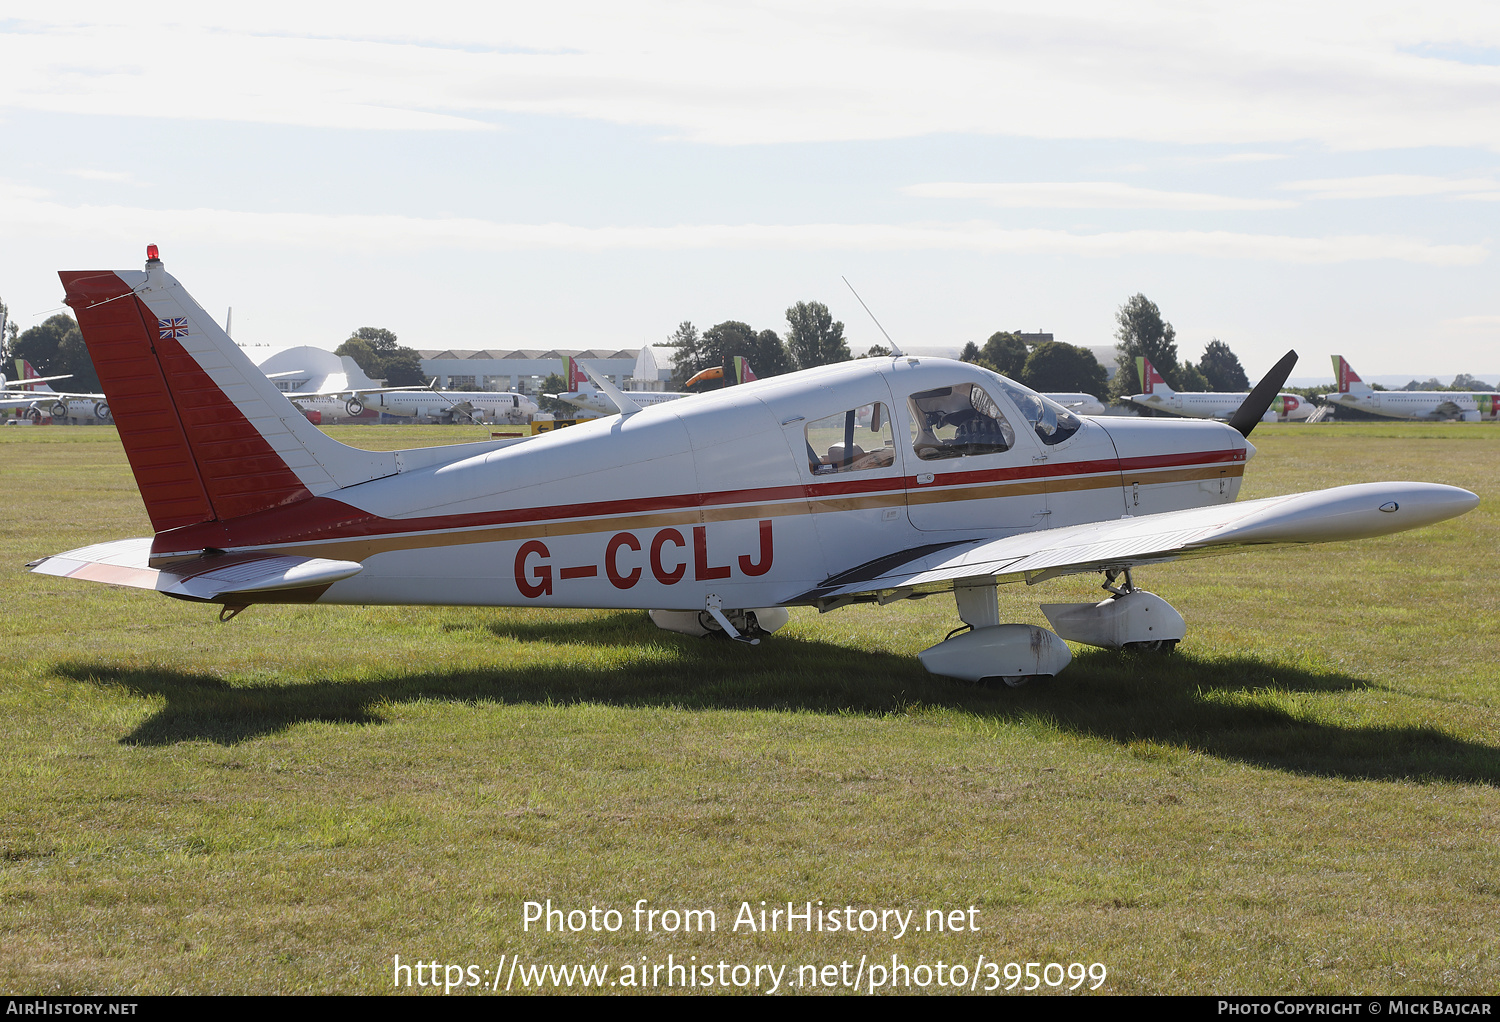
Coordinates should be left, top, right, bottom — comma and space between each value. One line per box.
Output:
984, 375, 1082, 446
805, 403, 896, 475
908, 384, 1016, 460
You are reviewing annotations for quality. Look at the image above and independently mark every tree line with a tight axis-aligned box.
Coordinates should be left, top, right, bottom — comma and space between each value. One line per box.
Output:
665, 300, 888, 388
4, 312, 101, 392
1103, 294, 1254, 398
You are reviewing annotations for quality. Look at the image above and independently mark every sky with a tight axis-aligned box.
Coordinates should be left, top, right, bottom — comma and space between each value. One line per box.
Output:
2, 1, 1498, 383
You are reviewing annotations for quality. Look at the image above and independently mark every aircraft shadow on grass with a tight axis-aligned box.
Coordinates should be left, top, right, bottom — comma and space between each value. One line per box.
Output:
54, 611, 1500, 785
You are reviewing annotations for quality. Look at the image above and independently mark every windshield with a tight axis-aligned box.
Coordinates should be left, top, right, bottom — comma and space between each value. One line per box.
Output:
983, 374, 1082, 446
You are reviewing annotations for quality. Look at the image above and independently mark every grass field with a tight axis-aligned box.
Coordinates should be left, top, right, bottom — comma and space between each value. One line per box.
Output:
2, 422, 1497, 995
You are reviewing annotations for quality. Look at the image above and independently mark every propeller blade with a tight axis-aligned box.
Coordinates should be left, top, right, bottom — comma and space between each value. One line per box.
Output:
1228, 349, 1298, 438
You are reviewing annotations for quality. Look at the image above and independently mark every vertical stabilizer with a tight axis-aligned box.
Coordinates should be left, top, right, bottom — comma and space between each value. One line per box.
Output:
59, 252, 398, 535
1136, 356, 1174, 396
340, 355, 382, 390
565, 355, 588, 391
18, 360, 56, 394
1331, 355, 1371, 395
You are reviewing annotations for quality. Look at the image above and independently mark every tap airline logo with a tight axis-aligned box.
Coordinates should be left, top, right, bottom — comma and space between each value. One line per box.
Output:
158, 318, 189, 340
734, 357, 757, 384
1333, 355, 1362, 394
1136, 357, 1168, 395
565, 356, 587, 390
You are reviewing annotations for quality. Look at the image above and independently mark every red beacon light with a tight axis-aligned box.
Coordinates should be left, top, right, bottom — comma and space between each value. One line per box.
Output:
146, 244, 160, 262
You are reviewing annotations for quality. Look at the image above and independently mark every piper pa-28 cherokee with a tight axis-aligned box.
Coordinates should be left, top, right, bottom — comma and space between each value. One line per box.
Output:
1126, 357, 1312, 423
30, 250, 1479, 684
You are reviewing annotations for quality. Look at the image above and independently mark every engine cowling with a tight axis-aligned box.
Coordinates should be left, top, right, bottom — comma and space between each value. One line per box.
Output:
345, 398, 365, 417
49, 400, 68, 419
94, 401, 111, 421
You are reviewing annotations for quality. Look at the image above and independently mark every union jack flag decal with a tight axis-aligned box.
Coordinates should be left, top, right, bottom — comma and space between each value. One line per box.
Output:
158, 318, 188, 339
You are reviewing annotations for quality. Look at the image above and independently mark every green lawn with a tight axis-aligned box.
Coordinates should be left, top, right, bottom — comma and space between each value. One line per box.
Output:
1, 422, 1497, 995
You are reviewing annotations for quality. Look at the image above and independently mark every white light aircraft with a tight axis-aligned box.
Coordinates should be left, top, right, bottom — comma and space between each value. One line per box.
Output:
30, 250, 1479, 685
1322, 357, 1499, 422
1126, 357, 1312, 423
1, 359, 112, 422
553, 356, 691, 416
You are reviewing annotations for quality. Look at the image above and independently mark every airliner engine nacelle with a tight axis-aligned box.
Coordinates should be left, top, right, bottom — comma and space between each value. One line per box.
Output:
49, 400, 68, 419
345, 398, 364, 417
94, 401, 111, 422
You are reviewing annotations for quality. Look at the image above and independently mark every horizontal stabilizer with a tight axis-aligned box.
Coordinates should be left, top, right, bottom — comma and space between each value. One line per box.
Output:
30, 538, 362, 602
794, 482, 1478, 603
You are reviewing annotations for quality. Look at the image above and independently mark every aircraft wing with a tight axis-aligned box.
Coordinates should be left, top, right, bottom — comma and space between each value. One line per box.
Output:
292, 384, 433, 399
2, 388, 105, 400
794, 482, 1477, 604
29, 538, 362, 602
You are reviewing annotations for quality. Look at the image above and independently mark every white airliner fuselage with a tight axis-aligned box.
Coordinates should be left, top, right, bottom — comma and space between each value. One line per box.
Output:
1322, 357, 1498, 422
1126, 357, 1310, 423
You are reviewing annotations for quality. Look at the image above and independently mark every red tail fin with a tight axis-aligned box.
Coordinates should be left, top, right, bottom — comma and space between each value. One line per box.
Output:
60, 270, 310, 531
59, 256, 394, 538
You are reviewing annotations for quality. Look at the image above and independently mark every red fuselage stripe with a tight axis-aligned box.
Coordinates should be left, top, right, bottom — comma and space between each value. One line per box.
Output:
154, 447, 1237, 553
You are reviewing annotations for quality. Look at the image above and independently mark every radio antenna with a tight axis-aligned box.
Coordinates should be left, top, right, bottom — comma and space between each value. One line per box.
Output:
842, 277, 904, 358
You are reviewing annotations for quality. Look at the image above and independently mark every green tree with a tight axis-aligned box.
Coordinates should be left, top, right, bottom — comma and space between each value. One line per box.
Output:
666, 322, 704, 387
537, 372, 574, 416
0, 296, 15, 366
958, 341, 981, 364
14, 313, 100, 392
1020, 341, 1108, 398
674, 320, 792, 386
1451, 373, 1496, 392
1178, 363, 1210, 392
861, 344, 892, 358
334, 327, 425, 387
784, 301, 850, 370
1197, 339, 1250, 391
979, 331, 1029, 378
381, 350, 427, 387
1111, 294, 1179, 399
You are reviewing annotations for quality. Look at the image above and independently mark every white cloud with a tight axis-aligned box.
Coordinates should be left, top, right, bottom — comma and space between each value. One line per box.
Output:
3, 2, 1500, 148
904, 181, 1295, 211
1283, 174, 1500, 200
63, 169, 137, 183
0, 183, 1481, 265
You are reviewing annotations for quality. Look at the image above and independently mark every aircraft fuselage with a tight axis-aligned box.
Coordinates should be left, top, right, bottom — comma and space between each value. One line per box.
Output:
147, 358, 1249, 611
